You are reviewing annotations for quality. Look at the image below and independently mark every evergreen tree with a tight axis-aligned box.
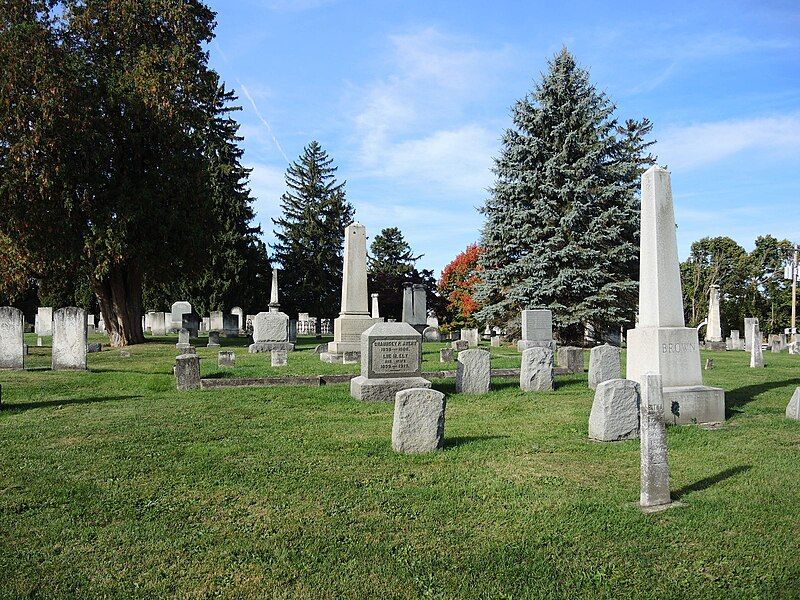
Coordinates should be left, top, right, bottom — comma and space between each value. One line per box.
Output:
271, 142, 354, 331
475, 48, 655, 343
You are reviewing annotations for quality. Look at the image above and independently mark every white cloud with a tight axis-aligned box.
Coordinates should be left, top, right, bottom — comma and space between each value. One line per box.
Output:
656, 114, 800, 171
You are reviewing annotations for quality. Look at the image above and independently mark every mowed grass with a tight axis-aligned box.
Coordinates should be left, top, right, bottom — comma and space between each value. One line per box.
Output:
1, 334, 799, 598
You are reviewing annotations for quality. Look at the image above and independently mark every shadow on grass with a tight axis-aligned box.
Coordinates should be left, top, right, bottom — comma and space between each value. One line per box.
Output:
3, 394, 143, 412
672, 465, 752, 500
444, 435, 509, 449
725, 378, 800, 417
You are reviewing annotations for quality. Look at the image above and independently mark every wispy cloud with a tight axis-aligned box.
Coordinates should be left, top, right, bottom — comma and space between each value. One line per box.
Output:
656, 114, 800, 171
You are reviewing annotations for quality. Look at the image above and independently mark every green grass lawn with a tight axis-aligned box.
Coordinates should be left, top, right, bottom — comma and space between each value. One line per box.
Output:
1, 334, 799, 598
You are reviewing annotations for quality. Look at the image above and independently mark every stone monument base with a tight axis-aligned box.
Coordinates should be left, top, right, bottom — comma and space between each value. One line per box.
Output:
248, 341, 294, 353
350, 375, 431, 402
702, 341, 727, 351
517, 339, 556, 353
663, 385, 725, 425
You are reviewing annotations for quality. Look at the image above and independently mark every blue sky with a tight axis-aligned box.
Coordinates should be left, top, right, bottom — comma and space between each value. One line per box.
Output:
207, 0, 800, 275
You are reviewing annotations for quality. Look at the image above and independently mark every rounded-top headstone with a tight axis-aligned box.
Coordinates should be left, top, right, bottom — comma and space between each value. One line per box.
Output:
392, 388, 446, 453
588, 344, 621, 390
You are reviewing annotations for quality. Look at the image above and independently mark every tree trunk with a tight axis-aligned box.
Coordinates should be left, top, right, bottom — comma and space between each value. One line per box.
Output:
93, 262, 145, 347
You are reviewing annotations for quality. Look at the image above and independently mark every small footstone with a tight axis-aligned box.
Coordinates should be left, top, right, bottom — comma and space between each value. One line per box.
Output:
705, 358, 714, 370
271, 349, 288, 367
787, 387, 800, 421
588, 344, 621, 390
451, 340, 469, 351
175, 354, 201, 390
557, 346, 584, 374
520, 346, 554, 392
218, 350, 235, 368
391, 388, 446, 453
456, 348, 490, 394
343, 351, 360, 364
439, 348, 454, 363
588, 379, 640, 442
87, 342, 102, 353
120, 350, 131, 358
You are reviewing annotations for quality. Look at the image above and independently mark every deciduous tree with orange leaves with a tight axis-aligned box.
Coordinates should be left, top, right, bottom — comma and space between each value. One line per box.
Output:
438, 244, 482, 331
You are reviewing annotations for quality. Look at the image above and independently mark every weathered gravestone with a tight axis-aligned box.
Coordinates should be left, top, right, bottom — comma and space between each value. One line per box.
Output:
175, 354, 200, 390
490, 335, 500, 347
322, 223, 379, 363
750, 327, 764, 368
231, 307, 244, 332
625, 167, 724, 425
705, 284, 723, 343
87, 342, 102, 353
639, 373, 671, 509
402, 283, 428, 333
149, 312, 167, 336
223, 314, 239, 337
52, 307, 87, 370
744, 318, 759, 353
787, 387, 800, 420
35, 306, 53, 337
250, 312, 293, 352
371, 293, 380, 319
182, 313, 200, 338
771, 337, 781, 353
0, 307, 25, 369
557, 346, 584, 374
705, 359, 714, 370
271, 349, 288, 367
730, 329, 742, 350
460, 328, 479, 348
588, 379, 640, 442
218, 350, 235, 368
517, 309, 556, 353
520, 346, 553, 392
209, 310, 224, 332
456, 348, 490, 394
391, 388, 446, 453
451, 340, 469, 351
350, 322, 431, 402
439, 348, 454, 362
176, 328, 191, 350
207, 331, 220, 347
171, 301, 192, 332
588, 344, 621, 390
422, 326, 441, 342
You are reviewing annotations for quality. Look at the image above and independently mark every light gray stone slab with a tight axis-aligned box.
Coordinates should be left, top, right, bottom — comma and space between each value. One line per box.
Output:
207, 330, 220, 347
359, 321, 422, 379
705, 284, 722, 342
271, 349, 288, 367
451, 340, 468, 351
176, 328, 191, 350
52, 307, 87, 370
588, 379, 640, 442
422, 326, 441, 342
490, 335, 500, 347
516, 339, 556, 353
175, 354, 200, 390
171, 301, 192, 332
750, 328, 764, 368
392, 388, 446, 453
149, 311, 166, 336
249, 311, 294, 352
0, 306, 25, 369
456, 348, 490, 394
520, 346, 553, 392
209, 310, 224, 332
557, 346, 584, 374
521, 309, 552, 342
639, 373, 671, 508
787, 387, 800, 420
588, 344, 621, 390
350, 375, 431, 402
460, 328, 479, 348
218, 350, 235, 368
440, 348, 454, 363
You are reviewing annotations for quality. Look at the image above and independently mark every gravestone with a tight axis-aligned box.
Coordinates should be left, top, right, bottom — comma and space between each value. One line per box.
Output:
182, 313, 200, 338
787, 387, 800, 420
371, 293, 380, 319
0, 307, 25, 369
87, 342, 102, 353
557, 346, 584, 374
350, 322, 431, 401
451, 340, 468, 351
750, 327, 764, 368
218, 350, 235, 368
588, 344, 621, 390
422, 326, 441, 342
589, 379, 640, 442
705, 359, 714, 370
175, 354, 200, 390
288, 319, 297, 343
35, 306, 53, 336
625, 167, 724, 425
249, 312, 293, 352
207, 331, 220, 347
223, 314, 239, 337
455, 348, 490, 394
97, 318, 105, 333
460, 328, 479, 348
150, 312, 166, 336
440, 348, 454, 362
705, 284, 723, 342
744, 318, 759, 352
176, 328, 191, 350
86, 314, 96, 333
402, 283, 428, 333
520, 346, 553, 392
517, 309, 556, 353
639, 373, 671, 509
231, 307, 244, 332
314, 343, 328, 355
771, 337, 781, 353
730, 330, 742, 350
171, 301, 192, 332
490, 335, 500, 347
52, 307, 87, 370
271, 349, 288, 367
391, 388, 446, 453
201, 317, 210, 332
322, 223, 379, 363
209, 310, 224, 332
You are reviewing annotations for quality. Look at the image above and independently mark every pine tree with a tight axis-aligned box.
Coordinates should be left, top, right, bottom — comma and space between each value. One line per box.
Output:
475, 48, 655, 343
271, 142, 354, 330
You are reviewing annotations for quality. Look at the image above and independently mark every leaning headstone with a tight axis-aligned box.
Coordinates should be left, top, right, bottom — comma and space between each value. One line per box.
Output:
517, 309, 556, 353
0, 307, 25, 369
588, 379, 640, 442
588, 344, 621, 390
786, 387, 800, 420
176, 328, 191, 350
391, 388, 446, 453
207, 331, 220, 347
171, 301, 192, 332
750, 327, 764, 368
218, 350, 235, 368
460, 328, 479, 348
87, 342, 102, 353
175, 354, 200, 390
52, 307, 87, 370
639, 372, 671, 509
456, 348, 490, 394
322, 223, 379, 363
557, 346, 584, 374
271, 349, 288, 367
439, 348, 454, 362
451, 339, 469, 351
35, 306, 53, 337
350, 322, 431, 401
422, 326, 441, 342
520, 347, 554, 392
625, 167, 724, 425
